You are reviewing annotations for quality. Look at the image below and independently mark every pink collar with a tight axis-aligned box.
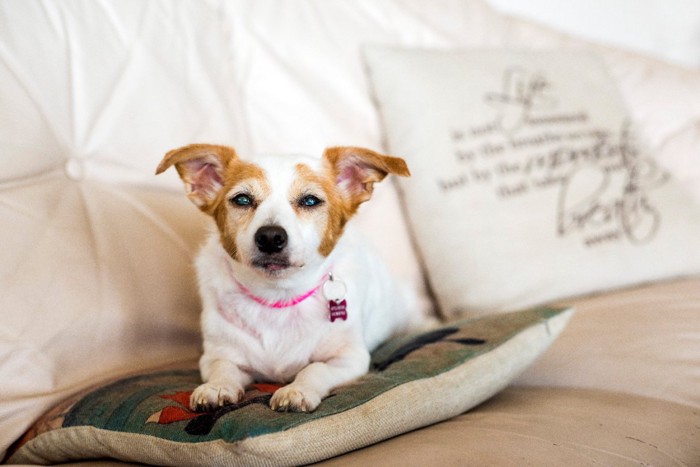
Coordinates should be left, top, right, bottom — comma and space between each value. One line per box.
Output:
234, 275, 327, 309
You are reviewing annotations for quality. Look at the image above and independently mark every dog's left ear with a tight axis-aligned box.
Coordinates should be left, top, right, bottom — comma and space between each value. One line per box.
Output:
156, 144, 237, 212
323, 146, 410, 206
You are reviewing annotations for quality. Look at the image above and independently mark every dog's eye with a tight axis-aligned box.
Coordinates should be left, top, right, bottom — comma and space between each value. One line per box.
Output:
231, 193, 254, 207
299, 195, 323, 208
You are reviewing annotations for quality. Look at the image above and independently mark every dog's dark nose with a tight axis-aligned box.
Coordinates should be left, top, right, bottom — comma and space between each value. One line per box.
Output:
255, 225, 288, 254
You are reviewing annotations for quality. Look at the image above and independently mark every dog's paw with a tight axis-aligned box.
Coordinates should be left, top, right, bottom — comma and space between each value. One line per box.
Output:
269, 384, 322, 413
190, 383, 243, 412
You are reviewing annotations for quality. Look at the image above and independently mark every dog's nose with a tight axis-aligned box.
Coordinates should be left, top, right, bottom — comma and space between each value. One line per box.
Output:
255, 225, 288, 254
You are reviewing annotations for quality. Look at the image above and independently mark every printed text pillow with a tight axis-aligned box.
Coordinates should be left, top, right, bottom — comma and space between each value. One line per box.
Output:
365, 47, 700, 317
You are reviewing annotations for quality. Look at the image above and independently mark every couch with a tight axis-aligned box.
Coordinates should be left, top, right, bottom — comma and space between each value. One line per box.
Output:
1, 1, 699, 465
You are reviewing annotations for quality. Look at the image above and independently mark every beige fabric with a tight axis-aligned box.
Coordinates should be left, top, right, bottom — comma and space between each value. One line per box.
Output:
0, 1, 246, 457
51, 463, 145, 467
317, 387, 700, 466
517, 277, 700, 408
0, 184, 208, 457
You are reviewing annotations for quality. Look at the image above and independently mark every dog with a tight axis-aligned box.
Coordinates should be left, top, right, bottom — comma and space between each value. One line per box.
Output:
156, 144, 428, 413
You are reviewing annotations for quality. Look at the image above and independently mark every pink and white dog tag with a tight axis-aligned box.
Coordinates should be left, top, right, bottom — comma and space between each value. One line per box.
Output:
323, 272, 348, 322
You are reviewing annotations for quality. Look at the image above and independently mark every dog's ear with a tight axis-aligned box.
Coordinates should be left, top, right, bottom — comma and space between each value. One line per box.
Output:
156, 144, 237, 212
323, 146, 410, 206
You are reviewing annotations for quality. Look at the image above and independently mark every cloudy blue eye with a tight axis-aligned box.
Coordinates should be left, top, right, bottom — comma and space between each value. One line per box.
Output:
231, 193, 254, 207
299, 195, 323, 208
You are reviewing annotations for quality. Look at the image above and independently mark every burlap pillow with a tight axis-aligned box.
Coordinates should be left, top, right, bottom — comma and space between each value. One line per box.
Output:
7, 307, 571, 466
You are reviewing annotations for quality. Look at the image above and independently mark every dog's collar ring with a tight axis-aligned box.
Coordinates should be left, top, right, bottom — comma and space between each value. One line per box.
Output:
322, 272, 347, 303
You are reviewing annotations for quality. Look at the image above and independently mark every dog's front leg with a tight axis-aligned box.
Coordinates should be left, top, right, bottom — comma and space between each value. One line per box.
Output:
190, 358, 253, 412
270, 346, 370, 412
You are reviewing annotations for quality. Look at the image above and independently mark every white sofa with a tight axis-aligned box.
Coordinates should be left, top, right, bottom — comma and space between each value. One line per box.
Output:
1, 1, 699, 465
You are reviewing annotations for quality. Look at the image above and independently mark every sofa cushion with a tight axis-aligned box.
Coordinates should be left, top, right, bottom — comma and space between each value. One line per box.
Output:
316, 386, 700, 466
7, 307, 571, 466
0, 0, 247, 456
517, 276, 700, 408
365, 46, 700, 317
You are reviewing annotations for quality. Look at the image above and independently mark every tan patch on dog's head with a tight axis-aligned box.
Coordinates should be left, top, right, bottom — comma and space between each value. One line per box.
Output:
294, 146, 411, 257
213, 161, 269, 261
156, 144, 237, 212
322, 146, 410, 208
292, 162, 354, 257
156, 144, 268, 260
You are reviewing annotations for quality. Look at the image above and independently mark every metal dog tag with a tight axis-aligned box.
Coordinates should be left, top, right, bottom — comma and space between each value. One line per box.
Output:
323, 272, 348, 322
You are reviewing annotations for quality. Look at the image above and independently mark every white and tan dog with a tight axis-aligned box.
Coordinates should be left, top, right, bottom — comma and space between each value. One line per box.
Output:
157, 144, 427, 413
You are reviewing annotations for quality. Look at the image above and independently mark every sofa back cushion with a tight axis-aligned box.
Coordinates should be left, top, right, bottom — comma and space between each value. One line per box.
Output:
0, 0, 248, 453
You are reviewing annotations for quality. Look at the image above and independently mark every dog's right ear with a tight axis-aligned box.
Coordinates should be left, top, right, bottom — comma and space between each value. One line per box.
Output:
156, 144, 237, 212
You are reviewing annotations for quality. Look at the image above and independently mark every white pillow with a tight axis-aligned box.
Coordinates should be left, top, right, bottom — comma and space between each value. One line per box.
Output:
365, 46, 700, 317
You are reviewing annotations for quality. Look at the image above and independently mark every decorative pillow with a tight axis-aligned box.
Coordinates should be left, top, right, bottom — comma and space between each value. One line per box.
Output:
364, 47, 700, 317
7, 307, 572, 466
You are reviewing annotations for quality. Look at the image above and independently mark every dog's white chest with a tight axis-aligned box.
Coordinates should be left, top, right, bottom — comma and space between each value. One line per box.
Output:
239, 307, 330, 383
